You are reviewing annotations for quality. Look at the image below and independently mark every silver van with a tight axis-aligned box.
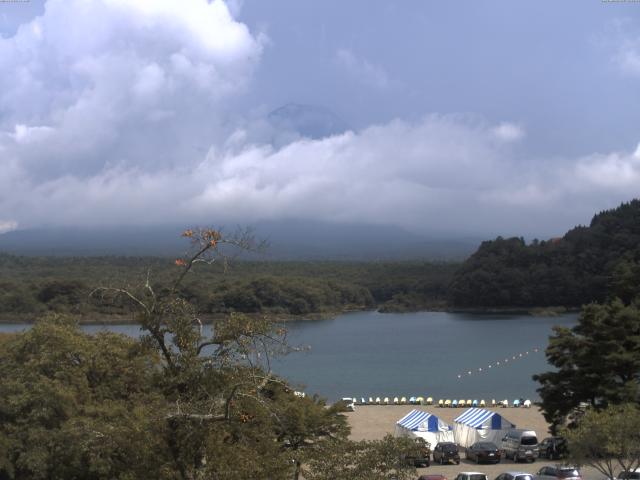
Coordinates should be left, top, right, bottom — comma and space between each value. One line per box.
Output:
501, 429, 538, 462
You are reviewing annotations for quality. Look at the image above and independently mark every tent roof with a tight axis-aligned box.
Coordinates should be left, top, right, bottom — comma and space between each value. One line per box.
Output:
454, 408, 512, 428
397, 409, 438, 431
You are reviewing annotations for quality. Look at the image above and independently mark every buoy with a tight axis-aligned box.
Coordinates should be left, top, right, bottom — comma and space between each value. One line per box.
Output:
427, 397, 433, 405
383, 397, 389, 404
438, 399, 444, 407
393, 397, 399, 404
480, 399, 486, 407
444, 399, 451, 407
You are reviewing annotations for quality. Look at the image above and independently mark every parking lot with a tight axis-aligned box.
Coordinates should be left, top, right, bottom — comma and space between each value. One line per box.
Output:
345, 405, 602, 480
414, 457, 600, 480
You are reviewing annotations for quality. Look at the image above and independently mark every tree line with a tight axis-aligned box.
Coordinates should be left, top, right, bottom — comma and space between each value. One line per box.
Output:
0, 255, 457, 321
449, 199, 640, 308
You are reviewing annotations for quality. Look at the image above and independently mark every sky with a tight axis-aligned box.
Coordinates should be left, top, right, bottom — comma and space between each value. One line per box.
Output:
0, 0, 639, 239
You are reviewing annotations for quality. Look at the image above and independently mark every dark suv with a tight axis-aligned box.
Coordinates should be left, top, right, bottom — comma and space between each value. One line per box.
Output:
433, 442, 460, 465
538, 437, 568, 460
466, 441, 501, 464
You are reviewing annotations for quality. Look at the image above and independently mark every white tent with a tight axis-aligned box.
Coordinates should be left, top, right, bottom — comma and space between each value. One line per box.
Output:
453, 408, 515, 447
394, 409, 455, 447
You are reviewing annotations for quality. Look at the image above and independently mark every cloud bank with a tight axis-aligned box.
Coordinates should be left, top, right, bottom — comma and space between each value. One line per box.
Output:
0, 0, 638, 238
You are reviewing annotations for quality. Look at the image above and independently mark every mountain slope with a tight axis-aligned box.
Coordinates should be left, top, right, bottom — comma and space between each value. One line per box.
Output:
448, 199, 640, 308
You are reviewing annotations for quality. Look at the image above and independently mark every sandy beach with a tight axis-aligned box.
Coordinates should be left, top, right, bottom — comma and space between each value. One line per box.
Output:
345, 405, 601, 480
346, 405, 551, 442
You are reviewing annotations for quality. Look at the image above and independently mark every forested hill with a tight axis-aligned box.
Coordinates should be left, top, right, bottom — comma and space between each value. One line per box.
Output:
448, 200, 640, 308
0, 257, 457, 321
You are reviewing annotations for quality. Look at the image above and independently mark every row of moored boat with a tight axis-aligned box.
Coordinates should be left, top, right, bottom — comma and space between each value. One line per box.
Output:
345, 397, 533, 408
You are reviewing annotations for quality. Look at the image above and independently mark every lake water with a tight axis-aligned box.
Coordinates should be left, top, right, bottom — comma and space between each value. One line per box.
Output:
0, 310, 577, 402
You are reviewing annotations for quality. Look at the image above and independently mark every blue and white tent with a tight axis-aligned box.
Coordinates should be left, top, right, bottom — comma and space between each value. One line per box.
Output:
394, 409, 454, 445
453, 408, 516, 447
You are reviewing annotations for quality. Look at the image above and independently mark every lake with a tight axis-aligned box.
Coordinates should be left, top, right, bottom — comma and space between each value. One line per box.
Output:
0, 310, 577, 402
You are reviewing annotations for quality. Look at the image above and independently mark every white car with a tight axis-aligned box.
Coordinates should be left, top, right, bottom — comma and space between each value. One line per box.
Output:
605, 469, 640, 480
619, 471, 640, 480
455, 472, 488, 480
495, 472, 535, 480
535, 465, 582, 480
340, 397, 355, 411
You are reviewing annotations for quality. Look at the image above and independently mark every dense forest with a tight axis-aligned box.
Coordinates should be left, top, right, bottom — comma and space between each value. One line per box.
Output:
448, 200, 640, 308
0, 255, 457, 321
2, 200, 640, 320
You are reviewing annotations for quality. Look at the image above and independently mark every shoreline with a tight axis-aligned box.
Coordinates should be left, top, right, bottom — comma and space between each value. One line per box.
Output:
0, 305, 579, 325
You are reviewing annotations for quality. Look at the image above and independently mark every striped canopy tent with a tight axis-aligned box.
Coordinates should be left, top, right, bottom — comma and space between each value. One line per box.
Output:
453, 408, 515, 447
394, 409, 454, 446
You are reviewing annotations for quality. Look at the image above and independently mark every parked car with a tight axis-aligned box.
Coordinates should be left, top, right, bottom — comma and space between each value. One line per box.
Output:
501, 429, 539, 462
538, 437, 568, 460
401, 438, 431, 467
454, 472, 488, 480
495, 472, 535, 480
433, 442, 461, 465
466, 441, 501, 464
617, 470, 640, 480
339, 397, 355, 411
535, 465, 582, 480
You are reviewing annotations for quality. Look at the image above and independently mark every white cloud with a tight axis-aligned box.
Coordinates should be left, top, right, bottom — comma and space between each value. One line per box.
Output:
11, 124, 55, 144
0, 221, 18, 235
0, 1, 638, 239
2, 109, 638, 237
336, 48, 391, 89
0, 0, 263, 179
607, 20, 640, 77
492, 122, 525, 142
575, 150, 640, 188
617, 47, 640, 75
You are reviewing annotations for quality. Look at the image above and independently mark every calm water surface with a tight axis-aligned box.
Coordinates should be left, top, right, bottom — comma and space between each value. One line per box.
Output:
0, 311, 577, 401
